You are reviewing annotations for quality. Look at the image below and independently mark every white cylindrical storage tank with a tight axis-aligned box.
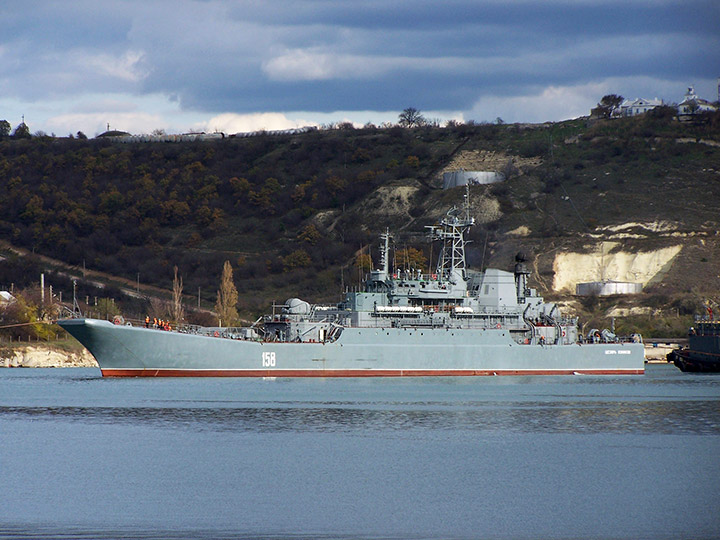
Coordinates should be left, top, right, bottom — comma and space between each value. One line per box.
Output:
443, 170, 504, 189
575, 281, 643, 296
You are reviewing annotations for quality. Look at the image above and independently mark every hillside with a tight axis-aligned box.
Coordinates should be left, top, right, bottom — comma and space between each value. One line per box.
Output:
1, 112, 719, 336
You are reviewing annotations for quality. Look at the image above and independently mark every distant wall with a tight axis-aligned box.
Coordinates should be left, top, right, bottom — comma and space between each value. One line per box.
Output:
442, 170, 504, 189
112, 126, 317, 143
117, 132, 225, 143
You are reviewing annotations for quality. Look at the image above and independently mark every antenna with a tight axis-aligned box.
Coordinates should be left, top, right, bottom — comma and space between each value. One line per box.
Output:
464, 183, 471, 221
480, 231, 489, 271
427, 239, 433, 275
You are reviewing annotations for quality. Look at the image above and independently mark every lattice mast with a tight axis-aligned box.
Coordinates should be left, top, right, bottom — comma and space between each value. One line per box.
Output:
427, 186, 475, 283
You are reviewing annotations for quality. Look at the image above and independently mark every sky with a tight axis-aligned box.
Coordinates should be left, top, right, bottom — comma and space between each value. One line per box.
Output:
1, 0, 718, 137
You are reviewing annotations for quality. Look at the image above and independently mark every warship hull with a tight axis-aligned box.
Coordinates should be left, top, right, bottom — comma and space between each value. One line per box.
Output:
59, 318, 645, 377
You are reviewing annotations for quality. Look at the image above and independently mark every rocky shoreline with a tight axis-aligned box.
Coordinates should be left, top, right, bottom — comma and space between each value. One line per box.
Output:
0, 345, 98, 368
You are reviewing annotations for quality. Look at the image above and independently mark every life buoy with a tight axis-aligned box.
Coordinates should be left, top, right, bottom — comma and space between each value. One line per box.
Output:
495, 323, 502, 329
562, 330, 566, 337
213, 331, 220, 337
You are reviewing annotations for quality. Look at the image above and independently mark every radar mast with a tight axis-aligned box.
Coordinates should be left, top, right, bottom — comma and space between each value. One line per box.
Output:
426, 185, 474, 283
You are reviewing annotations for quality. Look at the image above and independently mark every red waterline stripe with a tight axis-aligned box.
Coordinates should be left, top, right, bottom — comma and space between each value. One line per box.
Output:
101, 368, 644, 377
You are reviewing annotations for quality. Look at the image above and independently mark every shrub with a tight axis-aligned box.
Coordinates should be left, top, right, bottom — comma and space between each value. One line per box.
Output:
282, 249, 312, 271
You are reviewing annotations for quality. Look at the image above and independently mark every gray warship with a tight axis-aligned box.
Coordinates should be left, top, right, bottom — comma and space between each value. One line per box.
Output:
59, 201, 645, 377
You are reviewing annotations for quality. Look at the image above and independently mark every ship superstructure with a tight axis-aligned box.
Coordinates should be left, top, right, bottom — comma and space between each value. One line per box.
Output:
265, 204, 576, 349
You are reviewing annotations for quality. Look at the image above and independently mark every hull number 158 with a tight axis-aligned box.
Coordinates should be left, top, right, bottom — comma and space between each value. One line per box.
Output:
262, 351, 276, 367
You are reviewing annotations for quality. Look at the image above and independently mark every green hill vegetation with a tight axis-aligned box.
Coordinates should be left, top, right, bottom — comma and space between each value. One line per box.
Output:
1, 109, 719, 339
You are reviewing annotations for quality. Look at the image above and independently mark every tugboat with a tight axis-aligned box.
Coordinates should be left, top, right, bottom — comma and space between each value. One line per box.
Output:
59, 198, 645, 377
668, 319, 720, 372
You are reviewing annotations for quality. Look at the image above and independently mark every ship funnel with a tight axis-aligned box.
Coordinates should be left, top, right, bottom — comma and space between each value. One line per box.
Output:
514, 252, 530, 301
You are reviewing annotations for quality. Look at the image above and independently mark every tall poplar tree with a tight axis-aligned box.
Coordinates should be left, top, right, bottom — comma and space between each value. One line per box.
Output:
171, 266, 184, 324
215, 260, 238, 327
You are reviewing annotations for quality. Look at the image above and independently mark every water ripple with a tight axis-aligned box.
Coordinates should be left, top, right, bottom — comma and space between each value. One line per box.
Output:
2, 399, 718, 435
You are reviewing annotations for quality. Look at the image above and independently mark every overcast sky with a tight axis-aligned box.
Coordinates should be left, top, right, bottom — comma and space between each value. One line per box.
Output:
2, 0, 718, 136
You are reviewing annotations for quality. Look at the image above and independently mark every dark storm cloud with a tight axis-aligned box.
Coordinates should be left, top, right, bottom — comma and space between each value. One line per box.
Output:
2, 0, 718, 127
230, 0, 718, 37
1, 2, 139, 100
138, 0, 719, 113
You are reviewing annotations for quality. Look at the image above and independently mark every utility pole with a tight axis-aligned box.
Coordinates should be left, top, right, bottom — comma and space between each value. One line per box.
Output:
72, 280, 79, 317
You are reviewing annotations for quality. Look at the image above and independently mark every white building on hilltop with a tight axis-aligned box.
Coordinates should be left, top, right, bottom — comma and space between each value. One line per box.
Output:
677, 86, 718, 119
616, 97, 664, 117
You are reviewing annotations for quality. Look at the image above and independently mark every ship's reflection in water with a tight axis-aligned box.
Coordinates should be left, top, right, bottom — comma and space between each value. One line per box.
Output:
1, 365, 719, 540
2, 397, 719, 435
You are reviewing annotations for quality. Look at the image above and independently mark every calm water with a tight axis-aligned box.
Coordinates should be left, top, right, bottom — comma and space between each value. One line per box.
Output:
1, 364, 719, 540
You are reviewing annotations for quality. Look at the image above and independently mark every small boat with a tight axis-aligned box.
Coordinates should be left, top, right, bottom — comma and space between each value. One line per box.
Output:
668, 321, 720, 372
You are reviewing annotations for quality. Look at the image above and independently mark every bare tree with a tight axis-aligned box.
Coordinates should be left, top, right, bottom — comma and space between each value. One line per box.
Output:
215, 260, 239, 327
171, 266, 184, 324
398, 107, 426, 127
